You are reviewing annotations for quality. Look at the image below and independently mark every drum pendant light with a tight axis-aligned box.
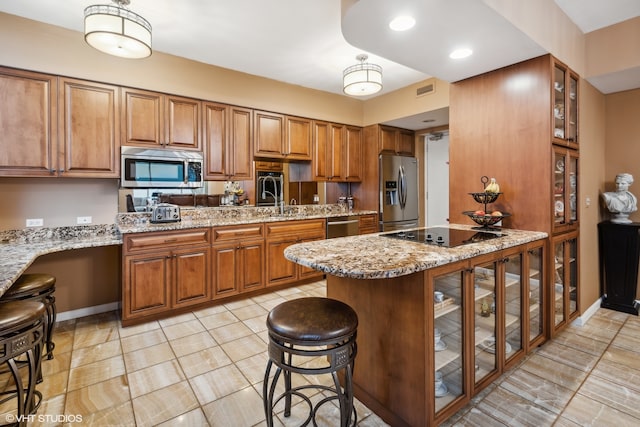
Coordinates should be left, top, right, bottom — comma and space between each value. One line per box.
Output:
84, 0, 152, 59
343, 54, 383, 96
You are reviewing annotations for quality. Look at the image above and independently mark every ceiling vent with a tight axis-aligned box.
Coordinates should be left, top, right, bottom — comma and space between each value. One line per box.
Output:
416, 82, 435, 97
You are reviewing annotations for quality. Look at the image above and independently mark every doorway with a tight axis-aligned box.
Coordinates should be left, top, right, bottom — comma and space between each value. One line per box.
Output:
425, 132, 449, 226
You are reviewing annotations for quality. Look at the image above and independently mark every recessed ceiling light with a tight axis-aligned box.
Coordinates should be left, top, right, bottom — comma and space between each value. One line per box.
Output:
389, 15, 415, 31
449, 48, 473, 59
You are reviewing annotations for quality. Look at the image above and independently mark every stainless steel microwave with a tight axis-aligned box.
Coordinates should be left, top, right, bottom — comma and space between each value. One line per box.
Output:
120, 146, 203, 188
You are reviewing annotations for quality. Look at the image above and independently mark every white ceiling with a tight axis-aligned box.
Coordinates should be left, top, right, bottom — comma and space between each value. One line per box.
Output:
0, 0, 639, 130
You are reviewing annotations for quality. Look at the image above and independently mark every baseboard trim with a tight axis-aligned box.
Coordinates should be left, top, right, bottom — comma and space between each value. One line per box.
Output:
572, 297, 601, 327
57, 302, 120, 322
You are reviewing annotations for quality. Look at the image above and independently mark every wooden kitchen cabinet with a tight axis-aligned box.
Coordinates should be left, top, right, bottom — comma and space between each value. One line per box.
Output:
265, 219, 326, 287
203, 102, 252, 180
122, 229, 211, 324
552, 58, 579, 149
58, 77, 120, 178
450, 54, 580, 336
211, 224, 265, 298
121, 87, 201, 150
0, 68, 119, 178
376, 124, 415, 156
311, 121, 362, 182
254, 160, 283, 171
551, 230, 579, 336
254, 110, 312, 160
553, 146, 579, 233
0, 67, 58, 177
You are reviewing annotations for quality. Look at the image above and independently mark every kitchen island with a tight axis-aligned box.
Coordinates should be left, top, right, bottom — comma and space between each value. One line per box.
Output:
284, 225, 547, 426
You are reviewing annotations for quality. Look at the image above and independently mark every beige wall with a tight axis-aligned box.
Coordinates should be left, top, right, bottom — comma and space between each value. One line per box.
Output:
586, 17, 640, 80
578, 82, 607, 309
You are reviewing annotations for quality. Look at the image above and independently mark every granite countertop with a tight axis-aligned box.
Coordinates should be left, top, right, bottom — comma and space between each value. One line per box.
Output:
116, 204, 377, 234
284, 225, 548, 280
0, 225, 123, 298
0, 205, 376, 296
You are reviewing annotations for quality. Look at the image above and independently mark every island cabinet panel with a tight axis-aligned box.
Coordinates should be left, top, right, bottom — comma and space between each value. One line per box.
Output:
122, 229, 212, 324
58, 77, 120, 177
211, 224, 265, 298
327, 240, 544, 426
265, 219, 326, 287
0, 67, 58, 177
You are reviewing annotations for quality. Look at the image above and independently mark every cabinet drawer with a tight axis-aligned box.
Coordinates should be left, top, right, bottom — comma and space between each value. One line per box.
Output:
124, 228, 210, 252
265, 219, 326, 239
213, 224, 264, 242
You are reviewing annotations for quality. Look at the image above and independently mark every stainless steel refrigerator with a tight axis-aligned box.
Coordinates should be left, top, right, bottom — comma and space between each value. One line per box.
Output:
379, 154, 419, 231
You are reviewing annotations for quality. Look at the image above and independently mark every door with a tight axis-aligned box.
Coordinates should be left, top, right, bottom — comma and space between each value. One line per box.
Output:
426, 133, 450, 226
172, 246, 210, 308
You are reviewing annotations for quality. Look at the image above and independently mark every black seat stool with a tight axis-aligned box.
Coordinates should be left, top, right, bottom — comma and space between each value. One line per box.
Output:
1, 274, 56, 360
263, 297, 358, 427
0, 300, 46, 427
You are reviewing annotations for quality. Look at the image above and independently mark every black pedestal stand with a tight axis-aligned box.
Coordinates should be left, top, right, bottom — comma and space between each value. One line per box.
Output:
598, 221, 640, 315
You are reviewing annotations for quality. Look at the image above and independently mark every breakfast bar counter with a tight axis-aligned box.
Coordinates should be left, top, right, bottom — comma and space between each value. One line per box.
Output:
284, 225, 547, 279
284, 225, 547, 427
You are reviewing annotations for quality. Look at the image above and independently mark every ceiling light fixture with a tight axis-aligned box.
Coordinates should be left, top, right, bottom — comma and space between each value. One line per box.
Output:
389, 15, 416, 31
84, 0, 152, 59
343, 54, 383, 96
449, 48, 473, 59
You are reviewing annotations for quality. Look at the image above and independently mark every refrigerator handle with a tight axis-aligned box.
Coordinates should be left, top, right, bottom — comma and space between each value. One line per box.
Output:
399, 165, 407, 209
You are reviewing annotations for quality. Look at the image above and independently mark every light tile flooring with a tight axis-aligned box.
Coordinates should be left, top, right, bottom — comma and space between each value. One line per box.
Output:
3, 280, 640, 426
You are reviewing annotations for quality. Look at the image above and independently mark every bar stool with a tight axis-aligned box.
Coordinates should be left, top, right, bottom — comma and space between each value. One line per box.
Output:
0, 274, 56, 360
263, 297, 358, 427
0, 300, 46, 427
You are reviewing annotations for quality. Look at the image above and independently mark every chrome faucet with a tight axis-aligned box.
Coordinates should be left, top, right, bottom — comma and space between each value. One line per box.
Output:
260, 174, 284, 215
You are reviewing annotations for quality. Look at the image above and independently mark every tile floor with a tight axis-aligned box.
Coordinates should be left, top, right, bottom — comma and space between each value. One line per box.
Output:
3, 280, 640, 426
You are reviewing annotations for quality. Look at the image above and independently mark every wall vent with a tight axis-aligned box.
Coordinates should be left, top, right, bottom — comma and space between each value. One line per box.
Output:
416, 82, 435, 97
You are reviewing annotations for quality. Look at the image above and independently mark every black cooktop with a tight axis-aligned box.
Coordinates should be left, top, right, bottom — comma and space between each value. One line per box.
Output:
382, 227, 505, 248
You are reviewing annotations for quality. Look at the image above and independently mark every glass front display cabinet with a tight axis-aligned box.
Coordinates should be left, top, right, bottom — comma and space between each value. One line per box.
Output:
432, 266, 465, 422
552, 231, 579, 333
553, 147, 579, 233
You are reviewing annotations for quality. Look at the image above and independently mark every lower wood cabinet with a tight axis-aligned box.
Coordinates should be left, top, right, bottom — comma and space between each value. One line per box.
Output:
212, 224, 265, 299
122, 228, 211, 324
265, 219, 326, 287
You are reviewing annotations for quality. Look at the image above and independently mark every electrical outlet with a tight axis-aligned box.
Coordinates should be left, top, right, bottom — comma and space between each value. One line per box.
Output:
77, 216, 92, 225
26, 218, 43, 227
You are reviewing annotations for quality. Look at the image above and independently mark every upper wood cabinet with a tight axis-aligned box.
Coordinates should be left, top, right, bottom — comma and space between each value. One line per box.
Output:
552, 58, 579, 150
378, 124, 415, 156
344, 125, 363, 182
203, 102, 252, 180
311, 121, 362, 182
0, 67, 58, 177
58, 77, 120, 178
121, 87, 201, 150
0, 68, 119, 178
254, 110, 312, 160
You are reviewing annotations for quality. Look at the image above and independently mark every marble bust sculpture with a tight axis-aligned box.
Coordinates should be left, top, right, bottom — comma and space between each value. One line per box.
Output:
602, 173, 637, 223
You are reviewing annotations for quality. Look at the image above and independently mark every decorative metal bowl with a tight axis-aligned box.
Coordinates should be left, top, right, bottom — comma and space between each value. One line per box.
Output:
469, 192, 501, 204
463, 211, 511, 227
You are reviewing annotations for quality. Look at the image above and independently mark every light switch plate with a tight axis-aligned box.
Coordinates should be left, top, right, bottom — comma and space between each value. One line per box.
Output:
77, 216, 92, 225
